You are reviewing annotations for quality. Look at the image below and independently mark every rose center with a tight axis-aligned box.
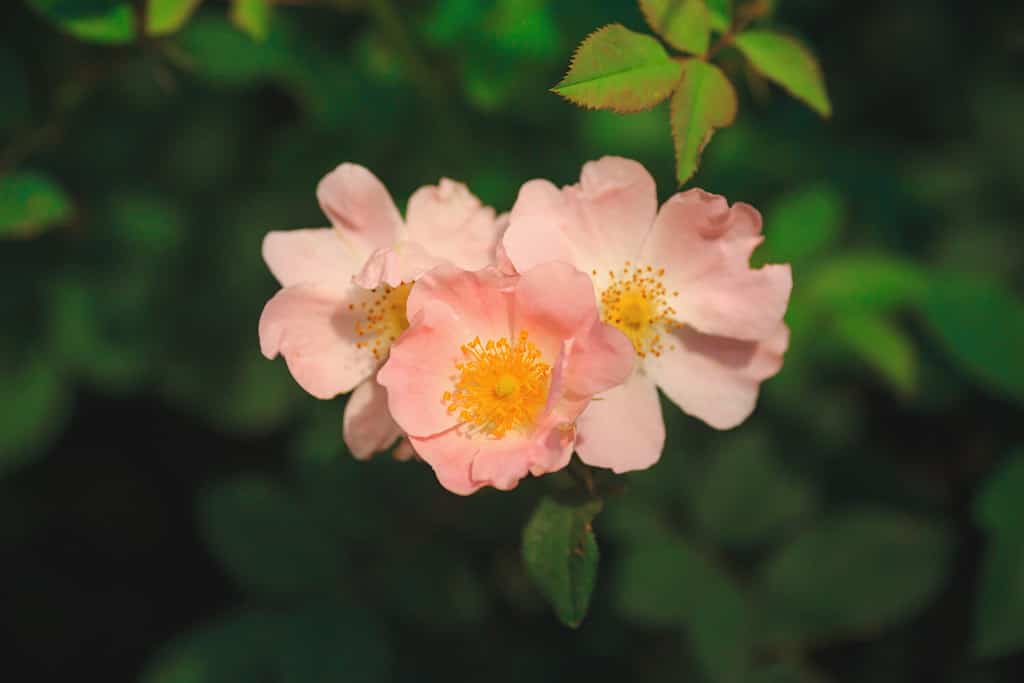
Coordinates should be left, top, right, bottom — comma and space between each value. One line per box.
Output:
442, 332, 551, 438
353, 281, 413, 361
597, 262, 681, 358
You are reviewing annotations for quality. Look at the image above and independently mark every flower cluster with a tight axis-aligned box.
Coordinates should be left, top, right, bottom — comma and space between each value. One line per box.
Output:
259, 157, 792, 494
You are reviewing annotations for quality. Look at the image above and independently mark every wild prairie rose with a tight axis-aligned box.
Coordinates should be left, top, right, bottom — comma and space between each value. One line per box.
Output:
259, 163, 505, 459
502, 156, 792, 473
377, 262, 635, 494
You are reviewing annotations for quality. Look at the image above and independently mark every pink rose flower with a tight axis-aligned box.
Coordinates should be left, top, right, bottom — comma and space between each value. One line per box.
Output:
502, 156, 793, 473
377, 262, 635, 494
259, 163, 505, 459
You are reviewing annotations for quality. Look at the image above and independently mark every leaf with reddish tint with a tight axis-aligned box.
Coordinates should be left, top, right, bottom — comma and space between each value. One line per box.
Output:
552, 24, 684, 113
639, 0, 711, 55
670, 59, 737, 184
734, 29, 831, 117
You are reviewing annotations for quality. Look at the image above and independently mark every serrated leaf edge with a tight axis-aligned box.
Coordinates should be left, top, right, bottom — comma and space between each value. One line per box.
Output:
551, 23, 683, 114
736, 29, 832, 118
670, 59, 737, 185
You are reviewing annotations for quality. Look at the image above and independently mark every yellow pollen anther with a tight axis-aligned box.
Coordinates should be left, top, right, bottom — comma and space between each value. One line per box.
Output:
598, 263, 682, 357
353, 282, 413, 361
442, 331, 550, 438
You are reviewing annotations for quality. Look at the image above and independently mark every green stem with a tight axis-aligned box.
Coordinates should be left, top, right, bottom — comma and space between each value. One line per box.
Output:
567, 458, 597, 498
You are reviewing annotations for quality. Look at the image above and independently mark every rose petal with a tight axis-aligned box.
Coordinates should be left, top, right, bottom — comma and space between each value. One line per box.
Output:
405, 178, 504, 271
262, 228, 367, 292
377, 300, 466, 438
409, 429, 483, 496
647, 323, 790, 429
641, 189, 792, 341
405, 264, 515, 343
342, 378, 403, 460
503, 156, 657, 277
575, 371, 665, 473
353, 240, 442, 289
316, 163, 403, 253
258, 283, 378, 399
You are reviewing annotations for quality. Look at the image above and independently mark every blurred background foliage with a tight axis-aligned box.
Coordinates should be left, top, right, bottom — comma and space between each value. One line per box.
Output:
1, 0, 1023, 681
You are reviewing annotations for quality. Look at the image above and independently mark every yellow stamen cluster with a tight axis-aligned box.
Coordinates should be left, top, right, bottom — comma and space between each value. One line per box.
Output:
442, 331, 551, 438
596, 262, 681, 358
352, 282, 413, 361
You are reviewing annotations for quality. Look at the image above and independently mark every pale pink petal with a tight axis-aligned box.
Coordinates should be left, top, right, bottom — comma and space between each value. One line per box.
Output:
513, 262, 601, 341
646, 323, 790, 429
493, 213, 517, 275
502, 178, 582, 273
570, 156, 658, 260
503, 156, 657, 278
405, 264, 515, 343
376, 300, 466, 438
511, 262, 634, 398
316, 163, 403, 252
640, 190, 792, 341
404, 178, 504, 271
342, 378, 402, 460
575, 371, 665, 473
259, 284, 377, 399
352, 240, 442, 289
411, 418, 572, 495
262, 228, 367, 292
562, 320, 636, 399
409, 429, 483, 496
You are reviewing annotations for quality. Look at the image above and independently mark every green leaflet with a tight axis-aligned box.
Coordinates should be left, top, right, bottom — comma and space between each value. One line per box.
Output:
147, 0, 204, 36
25, 0, 135, 44
734, 29, 831, 117
522, 494, 602, 628
639, 0, 711, 56
231, 0, 272, 41
755, 506, 952, 644
922, 273, 1024, 405
0, 172, 73, 239
553, 23, 683, 113
670, 59, 737, 184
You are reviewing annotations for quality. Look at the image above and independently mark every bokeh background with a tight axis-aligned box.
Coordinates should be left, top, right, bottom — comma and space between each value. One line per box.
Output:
2, 1, 1024, 681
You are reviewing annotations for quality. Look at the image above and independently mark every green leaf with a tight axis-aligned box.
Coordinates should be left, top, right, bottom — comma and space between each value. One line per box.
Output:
173, 16, 287, 85
922, 273, 1024, 405
804, 253, 929, 314
639, 0, 711, 56
146, 0, 203, 36
755, 506, 952, 644
734, 29, 831, 117
974, 448, 1024, 536
616, 536, 749, 681
26, 0, 136, 44
552, 23, 684, 113
141, 610, 283, 683
0, 172, 73, 239
693, 434, 818, 549
670, 58, 737, 184
707, 0, 731, 32
522, 494, 602, 628
231, 0, 272, 42
198, 475, 347, 595
832, 314, 918, 395
973, 536, 1024, 659
0, 354, 69, 477
758, 184, 843, 266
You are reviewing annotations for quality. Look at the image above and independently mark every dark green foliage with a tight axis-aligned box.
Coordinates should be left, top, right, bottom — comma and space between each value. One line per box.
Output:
2, 1, 1023, 681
